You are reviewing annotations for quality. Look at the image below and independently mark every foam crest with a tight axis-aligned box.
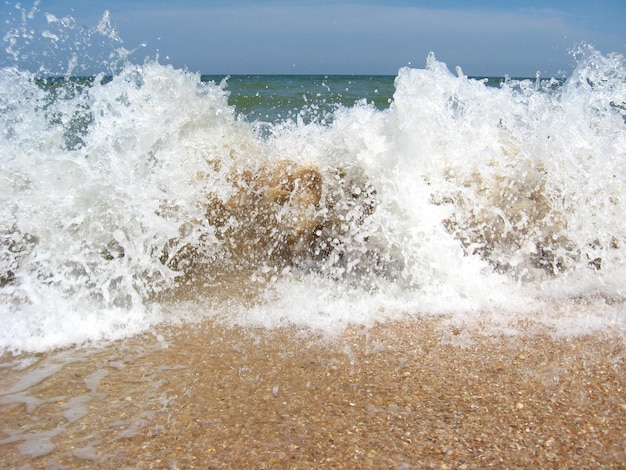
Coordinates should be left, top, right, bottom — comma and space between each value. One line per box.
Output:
0, 60, 261, 352
384, 52, 626, 297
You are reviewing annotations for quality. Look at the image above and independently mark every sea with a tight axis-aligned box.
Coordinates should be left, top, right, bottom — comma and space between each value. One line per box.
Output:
1, 8, 626, 354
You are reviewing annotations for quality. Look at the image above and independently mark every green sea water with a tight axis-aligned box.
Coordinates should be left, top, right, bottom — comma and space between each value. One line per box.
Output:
199, 74, 543, 125
200, 74, 395, 124
37, 74, 540, 127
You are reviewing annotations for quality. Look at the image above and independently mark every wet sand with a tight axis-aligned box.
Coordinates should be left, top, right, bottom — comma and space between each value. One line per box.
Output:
0, 317, 624, 469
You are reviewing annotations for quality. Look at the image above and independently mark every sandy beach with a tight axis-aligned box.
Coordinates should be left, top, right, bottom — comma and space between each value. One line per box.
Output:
0, 317, 624, 469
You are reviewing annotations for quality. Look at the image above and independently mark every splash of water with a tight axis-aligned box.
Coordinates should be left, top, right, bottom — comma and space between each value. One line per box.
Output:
1, 7, 625, 353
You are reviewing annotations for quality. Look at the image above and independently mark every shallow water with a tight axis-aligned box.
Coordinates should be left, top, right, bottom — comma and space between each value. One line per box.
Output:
0, 318, 624, 468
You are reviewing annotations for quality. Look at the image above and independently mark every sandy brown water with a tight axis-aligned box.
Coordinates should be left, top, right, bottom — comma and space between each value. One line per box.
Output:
0, 316, 624, 469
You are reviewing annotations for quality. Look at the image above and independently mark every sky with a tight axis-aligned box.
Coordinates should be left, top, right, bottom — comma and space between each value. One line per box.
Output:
1, 0, 625, 77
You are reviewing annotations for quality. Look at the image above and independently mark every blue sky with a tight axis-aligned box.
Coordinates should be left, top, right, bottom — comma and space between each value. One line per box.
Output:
1, 0, 625, 76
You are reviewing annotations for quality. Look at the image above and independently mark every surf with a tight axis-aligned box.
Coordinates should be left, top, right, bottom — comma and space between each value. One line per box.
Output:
1, 8, 625, 353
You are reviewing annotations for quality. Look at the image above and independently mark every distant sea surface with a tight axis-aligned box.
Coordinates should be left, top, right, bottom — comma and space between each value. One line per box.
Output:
199, 74, 532, 124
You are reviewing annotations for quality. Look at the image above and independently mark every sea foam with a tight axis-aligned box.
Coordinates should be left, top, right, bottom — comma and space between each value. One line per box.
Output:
1, 9, 625, 353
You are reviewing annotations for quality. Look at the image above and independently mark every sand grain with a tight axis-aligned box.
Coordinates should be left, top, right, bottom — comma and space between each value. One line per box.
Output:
1, 319, 624, 468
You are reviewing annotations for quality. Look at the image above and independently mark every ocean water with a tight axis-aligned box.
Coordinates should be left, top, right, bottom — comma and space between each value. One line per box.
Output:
201, 74, 397, 125
1, 9, 626, 354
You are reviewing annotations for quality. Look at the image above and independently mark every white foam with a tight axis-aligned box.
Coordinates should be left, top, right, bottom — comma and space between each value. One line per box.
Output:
1, 7, 625, 352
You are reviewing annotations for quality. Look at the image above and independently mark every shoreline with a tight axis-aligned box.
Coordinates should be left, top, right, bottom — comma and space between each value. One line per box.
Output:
1, 317, 625, 468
